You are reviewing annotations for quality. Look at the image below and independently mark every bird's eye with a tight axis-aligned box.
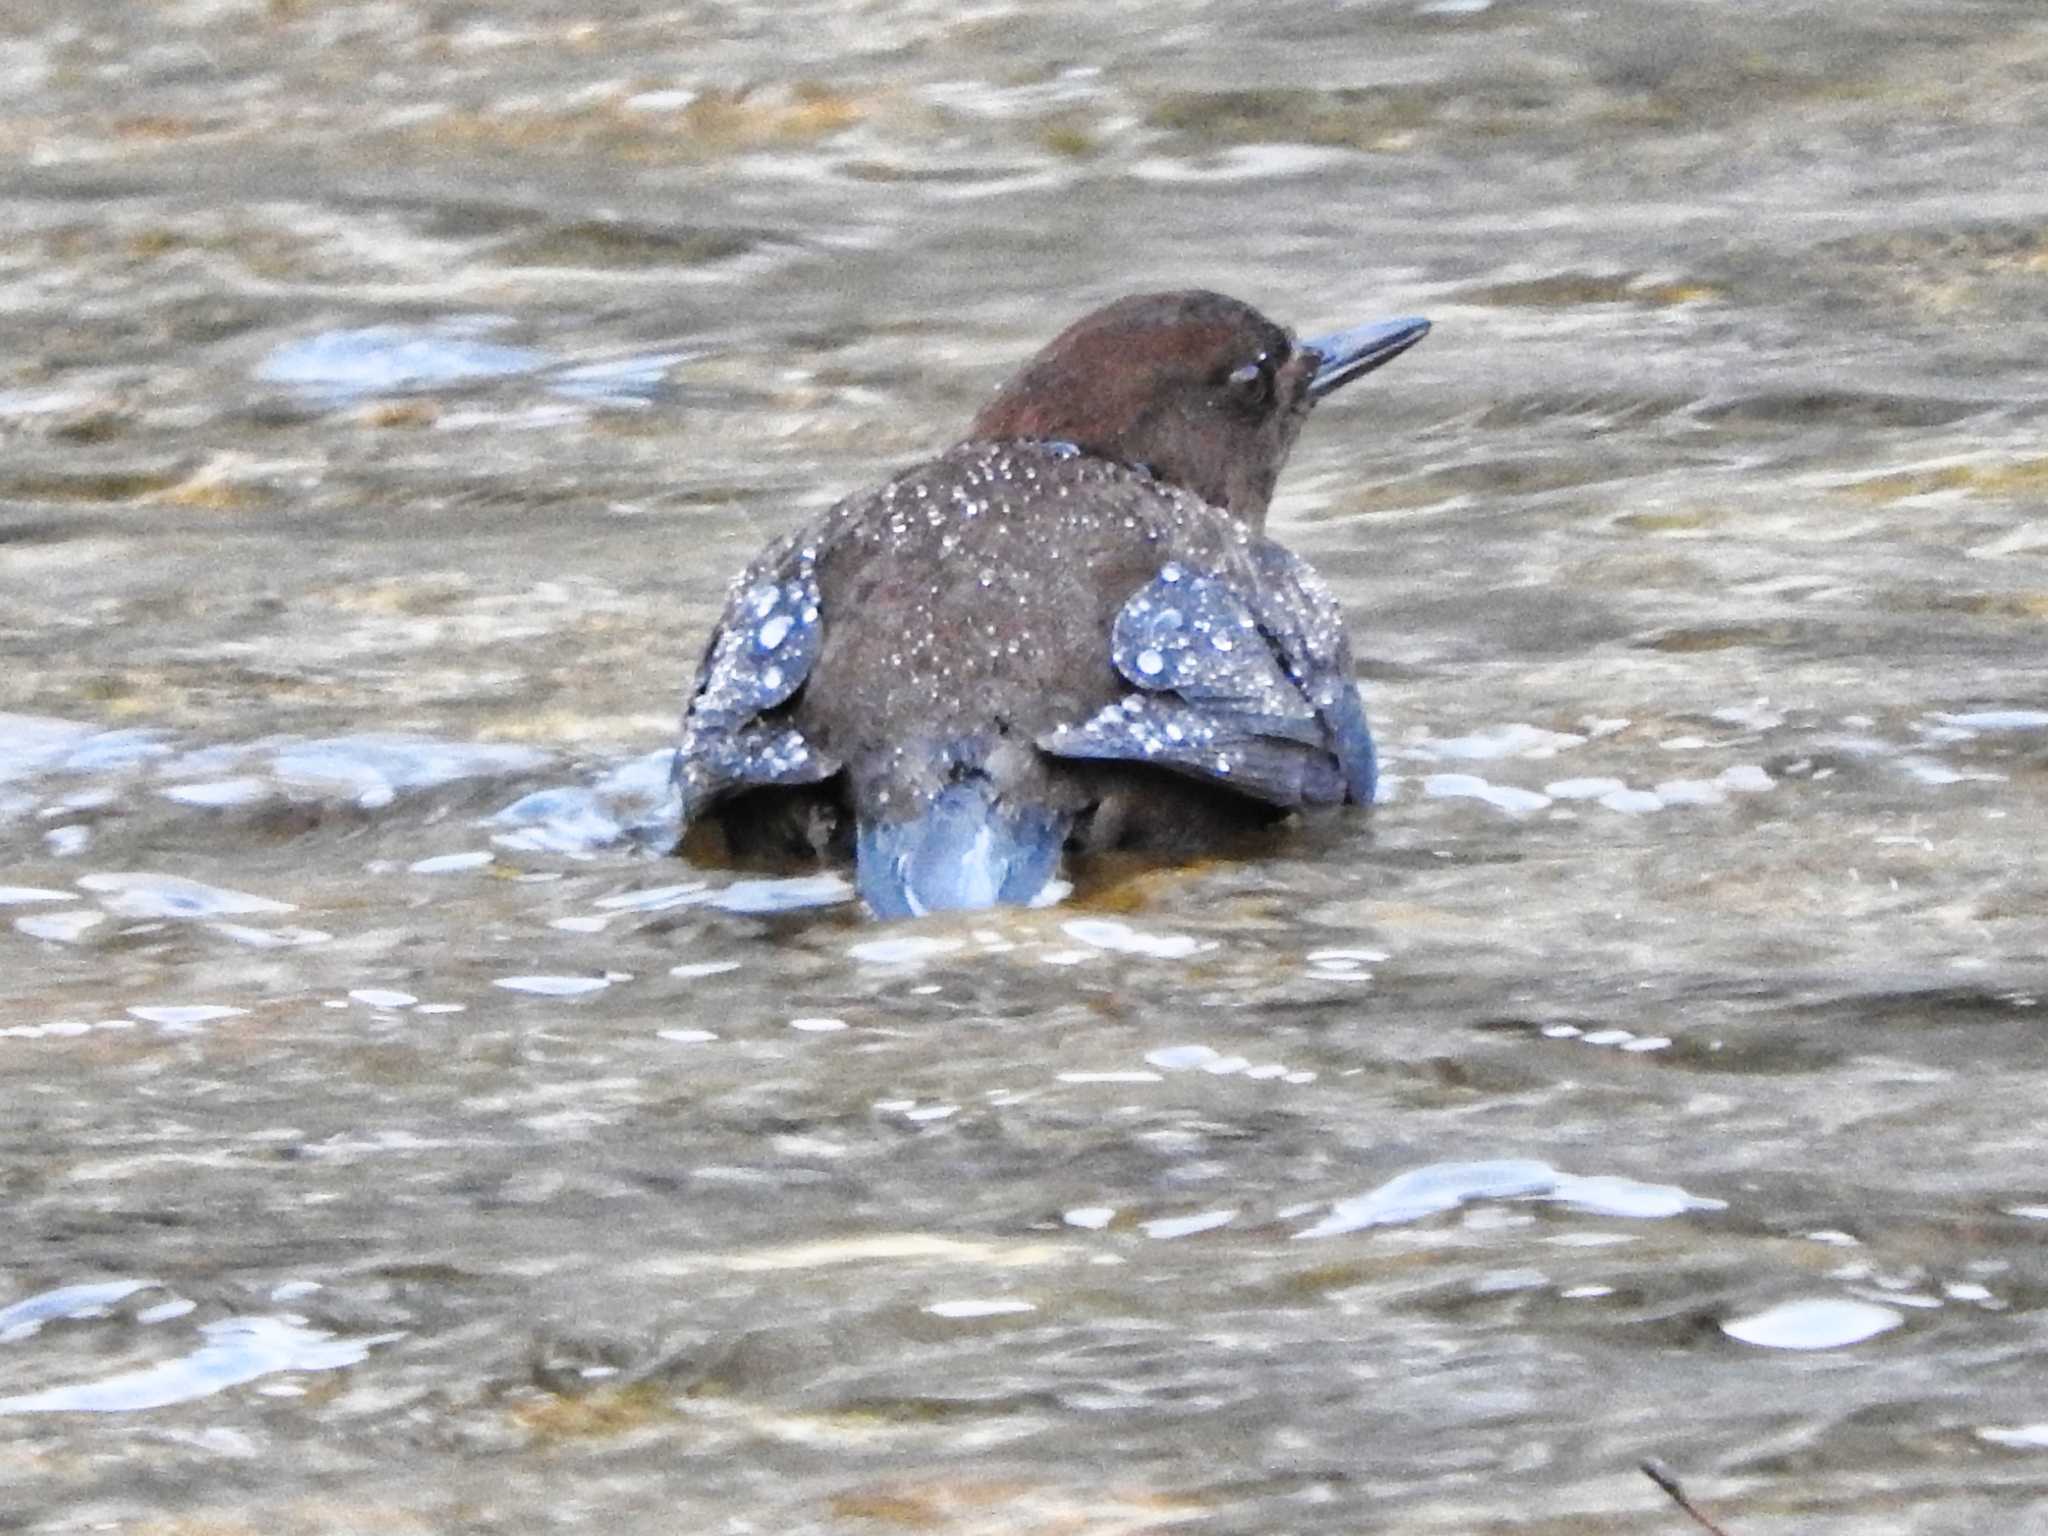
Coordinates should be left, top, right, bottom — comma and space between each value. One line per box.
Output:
1226, 360, 1273, 409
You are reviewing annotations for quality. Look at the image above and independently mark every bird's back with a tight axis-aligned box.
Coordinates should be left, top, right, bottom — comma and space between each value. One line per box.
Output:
795, 440, 1262, 819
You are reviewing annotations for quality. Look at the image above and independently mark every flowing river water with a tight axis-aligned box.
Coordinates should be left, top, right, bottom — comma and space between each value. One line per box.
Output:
3, 2, 2047, 1530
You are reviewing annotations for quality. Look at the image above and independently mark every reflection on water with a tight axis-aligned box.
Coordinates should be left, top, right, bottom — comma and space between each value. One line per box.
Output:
257, 324, 546, 403
0, 1279, 412, 1418
1, 1301, 404, 1415
1293, 1159, 1725, 1238
259, 325, 691, 411
5, 0, 2048, 1529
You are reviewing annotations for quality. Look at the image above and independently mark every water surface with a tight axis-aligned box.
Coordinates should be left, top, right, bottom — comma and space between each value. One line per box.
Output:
5, 2, 2048, 1530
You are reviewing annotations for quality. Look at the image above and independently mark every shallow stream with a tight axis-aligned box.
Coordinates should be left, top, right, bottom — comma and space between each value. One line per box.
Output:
4, 2, 2048, 1530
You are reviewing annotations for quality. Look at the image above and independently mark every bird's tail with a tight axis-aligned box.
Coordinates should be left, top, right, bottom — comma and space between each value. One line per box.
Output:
855, 777, 1066, 918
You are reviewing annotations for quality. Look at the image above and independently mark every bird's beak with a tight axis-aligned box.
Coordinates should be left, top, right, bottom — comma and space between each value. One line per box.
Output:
1302, 316, 1430, 400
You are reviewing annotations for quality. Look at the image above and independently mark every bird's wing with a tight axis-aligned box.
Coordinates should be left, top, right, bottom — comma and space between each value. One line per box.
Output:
1037, 554, 1375, 808
1242, 540, 1377, 805
672, 539, 841, 824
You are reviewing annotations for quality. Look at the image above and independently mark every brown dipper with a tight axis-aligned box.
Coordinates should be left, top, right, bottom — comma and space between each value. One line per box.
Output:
673, 290, 1428, 917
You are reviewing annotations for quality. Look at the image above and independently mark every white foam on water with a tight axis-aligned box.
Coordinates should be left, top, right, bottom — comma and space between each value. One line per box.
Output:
594, 882, 709, 911
14, 911, 104, 944
160, 778, 271, 808
1978, 1423, 2048, 1449
0, 715, 111, 782
549, 351, 696, 406
408, 851, 494, 874
1898, 757, 2005, 787
1599, 787, 1664, 814
1712, 701, 1785, 731
1423, 774, 1552, 814
127, 1005, 248, 1031
1142, 1209, 1238, 1240
209, 924, 330, 948
1130, 143, 1360, 184
348, 990, 417, 1009
79, 873, 293, 920
1544, 777, 1627, 800
1721, 1297, 1903, 1350
1145, 1044, 1221, 1071
1654, 778, 1726, 806
490, 789, 625, 855
924, 1298, 1036, 1318
492, 976, 610, 997
1410, 723, 1586, 762
256, 325, 543, 400
705, 874, 852, 914
0, 1280, 158, 1343
276, 734, 549, 809
1056, 1071, 1162, 1084
847, 935, 967, 965
1296, 1158, 1724, 1239
0, 1315, 404, 1412
1931, 710, 2048, 731
1061, 918, 1211, 959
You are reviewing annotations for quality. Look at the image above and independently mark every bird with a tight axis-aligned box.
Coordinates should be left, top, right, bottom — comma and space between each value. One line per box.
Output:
672, 289, 1428, 918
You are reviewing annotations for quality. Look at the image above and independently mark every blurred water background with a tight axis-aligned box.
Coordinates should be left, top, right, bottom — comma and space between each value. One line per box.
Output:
4, 1, 2048, 1530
